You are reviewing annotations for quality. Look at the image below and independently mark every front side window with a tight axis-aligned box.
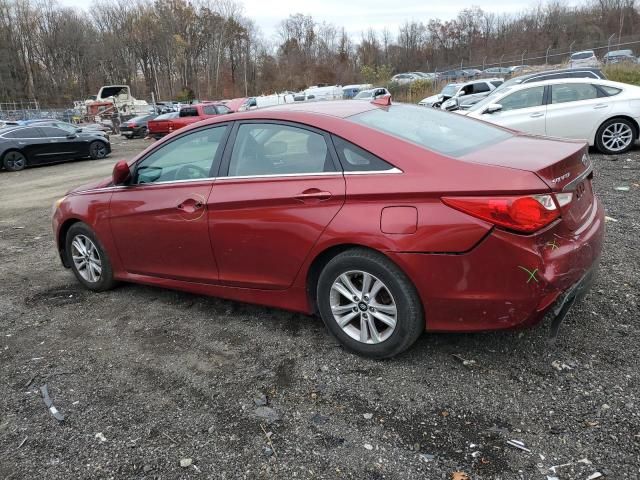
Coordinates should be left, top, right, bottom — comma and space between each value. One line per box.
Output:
40, 127, 69, 137
499, 86, 545, 111
228, 123, 333, 176
551, 84, 599, 104
471, 82, 490, 94
133, 126, 227, 184
203, 105, 217, 115
216, 105, 231, 114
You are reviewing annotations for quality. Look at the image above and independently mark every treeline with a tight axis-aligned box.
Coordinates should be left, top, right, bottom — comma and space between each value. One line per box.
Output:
0, 0, 639, 106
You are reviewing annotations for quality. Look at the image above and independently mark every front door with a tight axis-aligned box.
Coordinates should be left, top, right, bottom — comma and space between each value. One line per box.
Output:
109, 125, 229, 282
208, 121, 345, 289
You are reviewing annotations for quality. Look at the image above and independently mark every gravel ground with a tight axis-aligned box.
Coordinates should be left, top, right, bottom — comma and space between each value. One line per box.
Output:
0, 138, 638, 479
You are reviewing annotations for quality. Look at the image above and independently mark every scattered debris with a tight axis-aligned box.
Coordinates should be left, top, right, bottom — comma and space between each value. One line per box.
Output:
310, 413, 329, 425
40, 384, 64, 422
161, 431, 178, 444
452, 472, 470, 480
18, 436, 27, 448
363, 413, 373, 420
95, 432, 107, 443
587, 473, 603, 480
12, 226, 25, 229
604, 216, 618, 222
253, 406, 280, 424
551, 360, 573, 371
614, 186, 630, 191
364, 443, 373, 450
452, 354, 476, 367
25, 374, 36, 388
179, 458, 192, 468
419, 453, 435, 463
260, 424, 277, 459
254, 394, 268, 407
507, 439, 531, 452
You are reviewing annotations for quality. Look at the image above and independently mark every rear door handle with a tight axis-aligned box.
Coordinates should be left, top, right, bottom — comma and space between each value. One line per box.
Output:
294, 188, 332, 202
530, 112, 544, 118
594, 104, 608, 109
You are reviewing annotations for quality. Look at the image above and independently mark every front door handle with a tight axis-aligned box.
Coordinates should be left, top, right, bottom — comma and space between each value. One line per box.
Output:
294, 188, 332, 202
177, 198, 204, 213
530, 112, 544, 118
593, 104, 608, 109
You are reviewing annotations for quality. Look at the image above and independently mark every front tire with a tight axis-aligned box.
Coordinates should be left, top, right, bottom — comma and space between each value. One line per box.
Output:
89, 141, 108, 159
316, 248, 424, 359
2, 150, 27, 171
65, 223, 116, 292
596, 118, 636, 154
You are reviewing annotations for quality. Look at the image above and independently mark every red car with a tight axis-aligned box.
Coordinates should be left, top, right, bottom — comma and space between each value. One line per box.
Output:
52, 99, 604, 358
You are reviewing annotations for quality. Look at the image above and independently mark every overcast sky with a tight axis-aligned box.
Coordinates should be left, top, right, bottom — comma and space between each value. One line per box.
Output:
58, 0, 579, 38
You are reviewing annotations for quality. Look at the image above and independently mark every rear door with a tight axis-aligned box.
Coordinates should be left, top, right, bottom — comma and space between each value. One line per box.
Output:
545, 83, 611, 141
481, 85, 547, 136
208, 121, 345, 289
39, 126, 85, 160
3, 127, 51, 164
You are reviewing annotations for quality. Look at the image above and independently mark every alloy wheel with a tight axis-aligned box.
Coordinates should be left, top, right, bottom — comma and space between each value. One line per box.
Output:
329, 270, 397, 344
4, 151, 26, 170
90, 142, 108, 159
601, 122, 633, 152
71, 234, 102, 283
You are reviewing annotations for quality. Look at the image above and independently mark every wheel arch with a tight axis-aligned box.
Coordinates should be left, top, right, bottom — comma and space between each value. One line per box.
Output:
593, 114, 639, 145
305, 243, 411, 315
57, 218, 84, 268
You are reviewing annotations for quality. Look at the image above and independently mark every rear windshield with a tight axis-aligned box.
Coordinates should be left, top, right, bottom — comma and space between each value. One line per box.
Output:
349, 104, 512, 157
571, 52, 594, 60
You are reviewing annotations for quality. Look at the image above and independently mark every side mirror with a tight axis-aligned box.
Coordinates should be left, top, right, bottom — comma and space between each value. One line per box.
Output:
75, 128, 83, 133
457, 90, 466, 96
112, 160, 131, 185
484, 104, 503, 114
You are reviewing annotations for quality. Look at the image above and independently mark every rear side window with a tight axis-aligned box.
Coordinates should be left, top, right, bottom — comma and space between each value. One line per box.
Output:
551, 84, 599, 104
179, 107, 198, 117
332, 136, 395, 172
3, 128, 42, 138
599, 85, 622, 96
350, 104, 511, 158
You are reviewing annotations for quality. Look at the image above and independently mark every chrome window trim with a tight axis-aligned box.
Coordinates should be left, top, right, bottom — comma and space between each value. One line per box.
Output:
219, 171, 343, 181
343, 168, 403, 175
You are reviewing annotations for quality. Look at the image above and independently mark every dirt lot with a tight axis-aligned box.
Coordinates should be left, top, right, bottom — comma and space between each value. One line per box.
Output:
0, 137, 639, 479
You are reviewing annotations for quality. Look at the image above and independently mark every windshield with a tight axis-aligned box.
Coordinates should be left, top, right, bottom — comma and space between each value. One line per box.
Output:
441, 84, 460, 97
354, 91, 373, 99
467, 87, 514, 112
349, 104, 511, 157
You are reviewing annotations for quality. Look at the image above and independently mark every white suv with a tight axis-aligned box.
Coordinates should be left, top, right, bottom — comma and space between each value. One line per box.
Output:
570, 50, 600, 68
419, 78, 504, 108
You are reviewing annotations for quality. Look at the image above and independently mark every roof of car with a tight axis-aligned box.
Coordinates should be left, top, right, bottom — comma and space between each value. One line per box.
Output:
511, 67, 603, 81
495, 77, 628, 90
253, 100, 379, 118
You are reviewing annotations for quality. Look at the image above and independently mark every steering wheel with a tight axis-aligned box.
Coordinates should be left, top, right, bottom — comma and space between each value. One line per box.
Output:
175, 164, 209, 180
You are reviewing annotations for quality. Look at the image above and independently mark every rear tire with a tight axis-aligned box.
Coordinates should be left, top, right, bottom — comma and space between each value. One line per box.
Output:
65, 222, 116, 292
595, 118, 636, 155
2, 150, 27, 171
138, 127, 148, 138
316, 248, 424, 359
89, 141, 108, 159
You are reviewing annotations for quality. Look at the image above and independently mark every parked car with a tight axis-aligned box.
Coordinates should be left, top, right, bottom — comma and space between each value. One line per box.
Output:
147, 112, 179, 139
148, 103, 230, 138
464, 78, 639, 154
120, 114, 157, 139
603, 49, 636, 64
1, 125, 110, 171
391, 73, 423, 84
483, 67, 512, 75
462, 69, 482, 78
419, 78, 503, 108
223, 97, 248, 112
52, 100, 603, 358
353, 87, 390, 100
454, 68, 608, 110
22, 120, 110, 141
342, 84, 372, 99
508, 65, 531, 73
438, 70, 466, 81
570, 50, 600, 68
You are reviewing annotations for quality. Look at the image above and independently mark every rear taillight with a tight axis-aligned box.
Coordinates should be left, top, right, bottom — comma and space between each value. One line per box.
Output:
442, 194, 560, 233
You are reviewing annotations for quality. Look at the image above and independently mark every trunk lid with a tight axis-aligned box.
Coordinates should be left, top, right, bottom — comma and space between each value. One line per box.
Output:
460, 134, 594, 230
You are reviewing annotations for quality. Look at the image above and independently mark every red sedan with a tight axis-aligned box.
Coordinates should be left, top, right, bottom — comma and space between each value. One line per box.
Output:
52, 99, 604, 358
